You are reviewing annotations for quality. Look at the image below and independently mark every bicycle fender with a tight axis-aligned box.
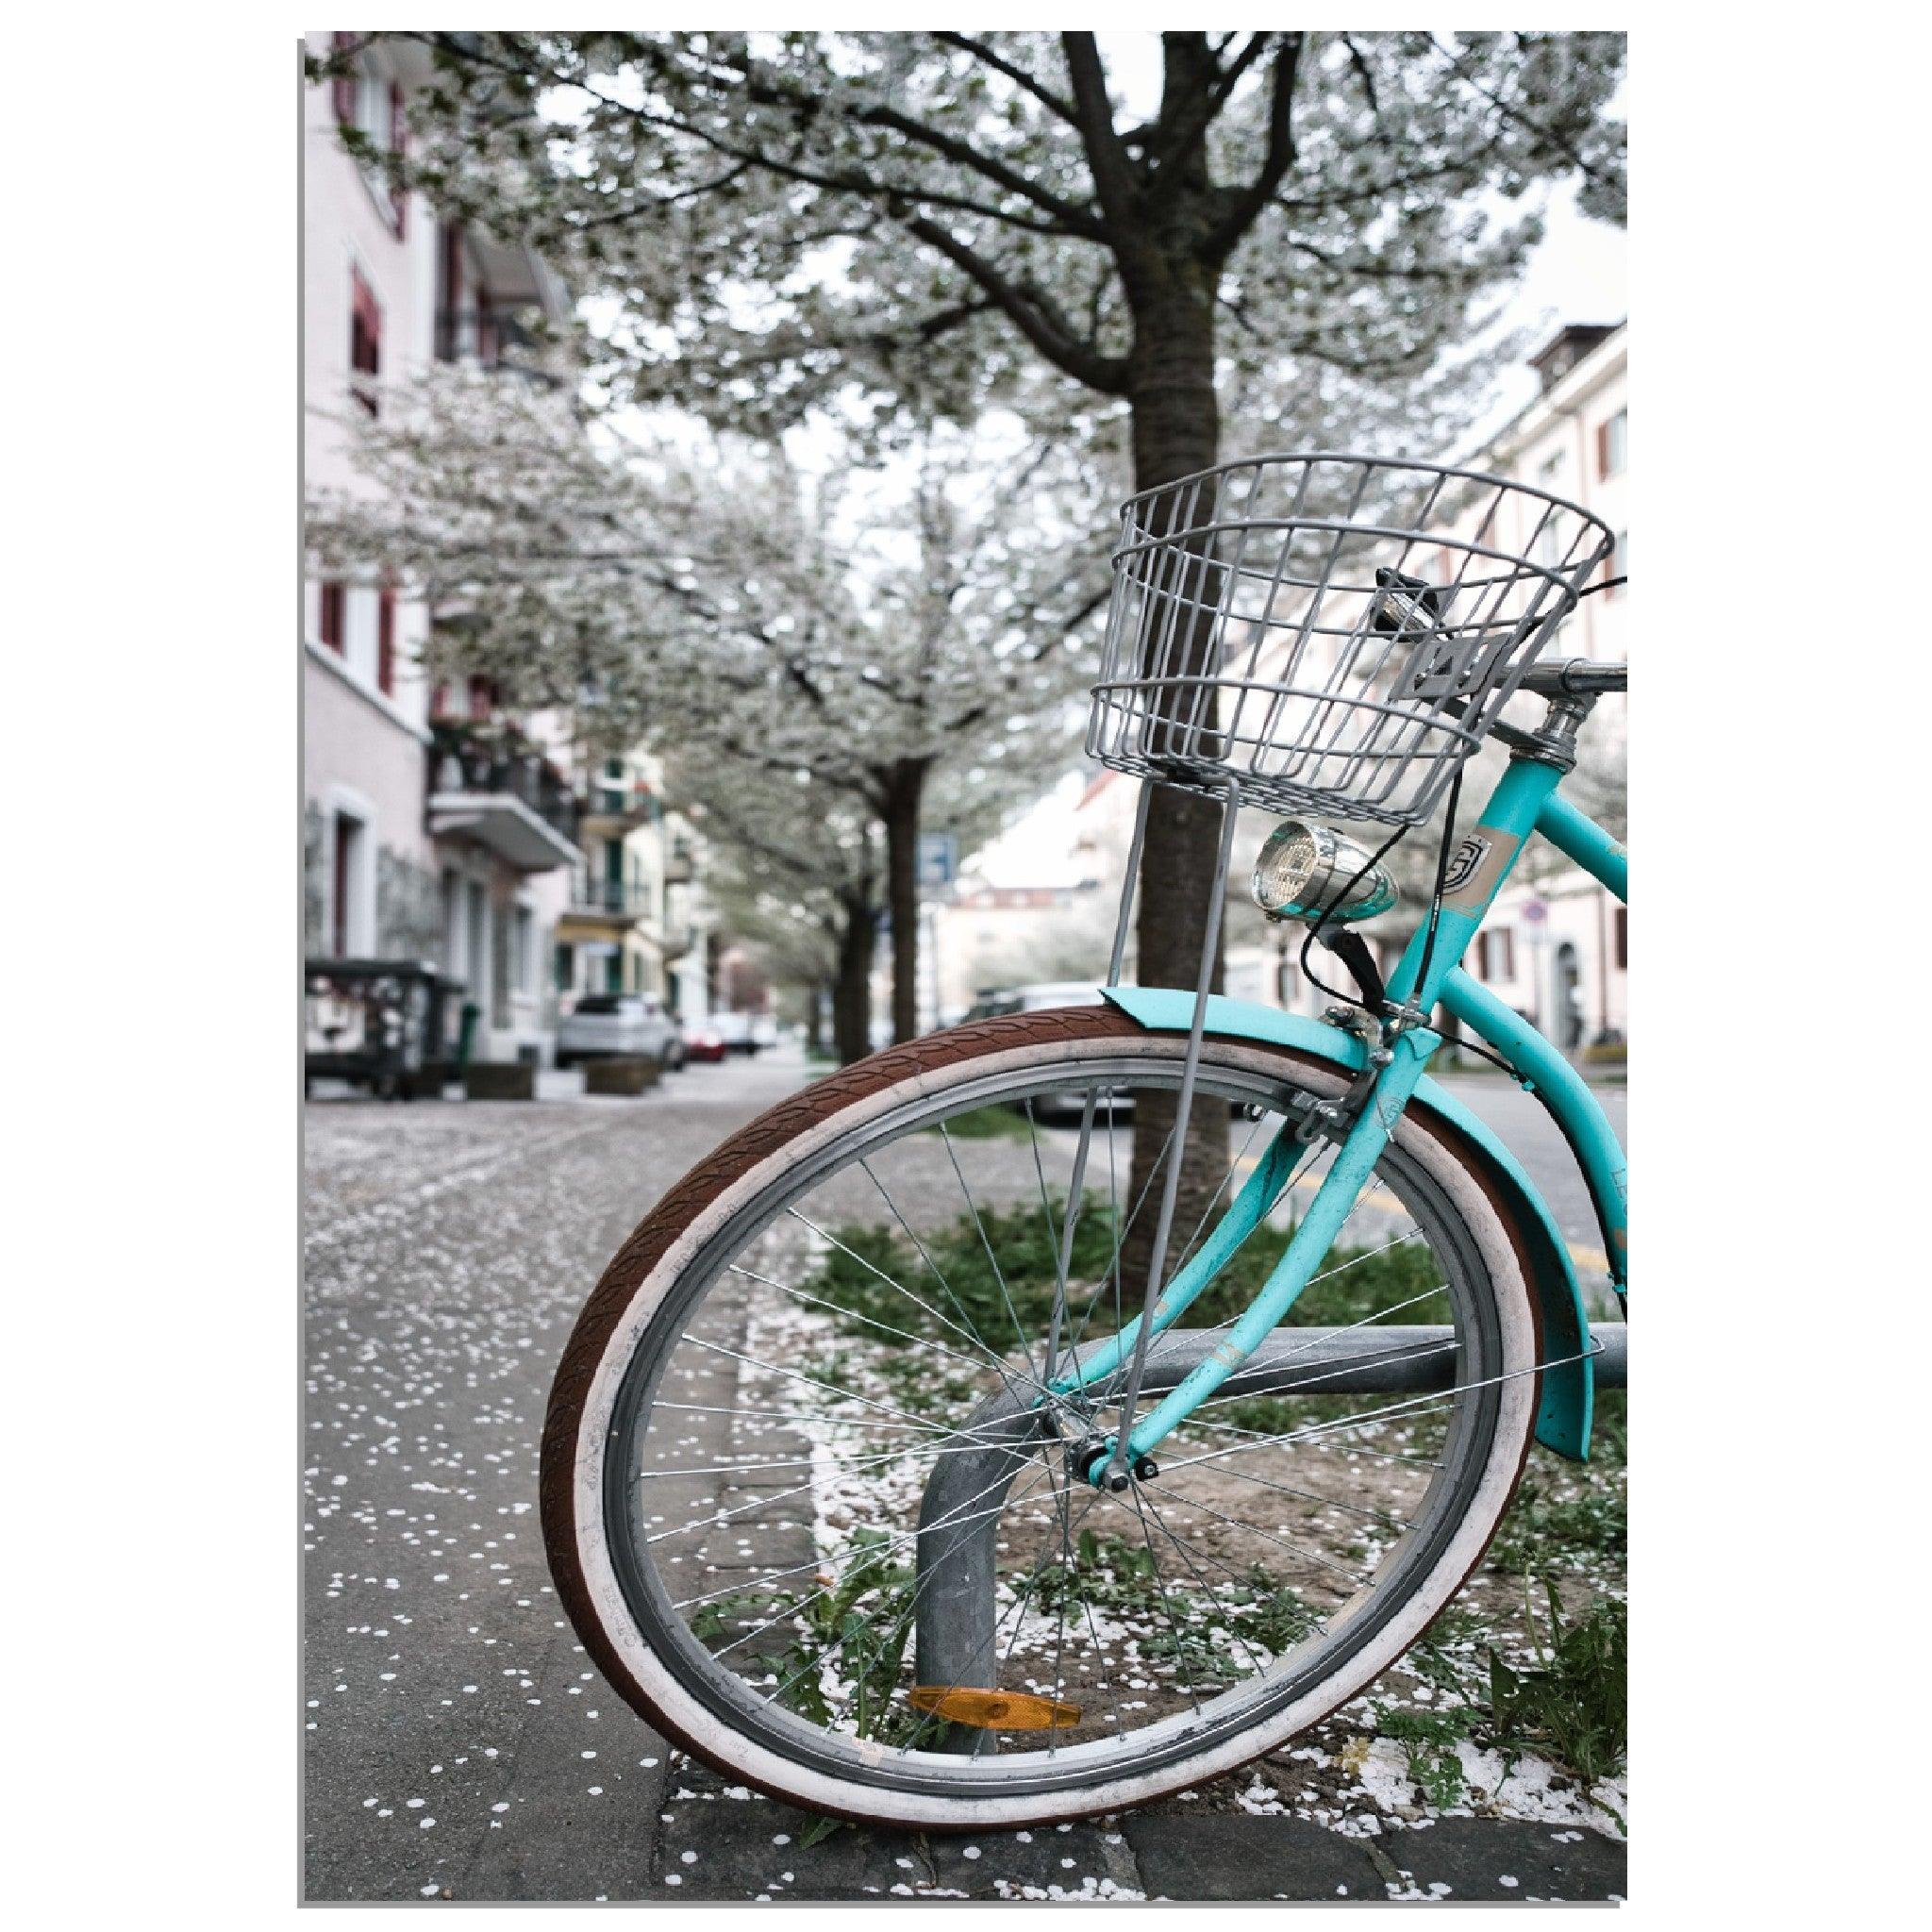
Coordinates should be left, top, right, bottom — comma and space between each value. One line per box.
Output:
1099, 986, 1594, 1461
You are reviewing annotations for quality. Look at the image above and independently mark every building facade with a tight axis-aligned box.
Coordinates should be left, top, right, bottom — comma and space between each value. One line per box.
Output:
1225, 322, 1629, 1050
1454, 323, 1627, 1052
554, 746, 714, 1024
303, 36, 713, 1061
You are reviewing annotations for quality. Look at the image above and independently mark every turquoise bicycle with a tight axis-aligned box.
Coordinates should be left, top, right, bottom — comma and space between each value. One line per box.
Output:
541, 453, 1626, 1829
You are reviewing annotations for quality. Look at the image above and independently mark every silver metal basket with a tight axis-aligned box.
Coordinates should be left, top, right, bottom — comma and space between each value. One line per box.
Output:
1086, 452, 1617, 825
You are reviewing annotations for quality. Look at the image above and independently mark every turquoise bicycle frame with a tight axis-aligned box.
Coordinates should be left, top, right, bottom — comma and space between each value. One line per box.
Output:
1058, 747, 1627, 1467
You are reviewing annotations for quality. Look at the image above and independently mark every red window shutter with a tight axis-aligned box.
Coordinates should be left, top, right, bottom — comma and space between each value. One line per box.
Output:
1596, 419, 1611, 479
331, 33, 358, 124
431, 680, 450, 719
319, 582, 344, 652
468, 675, 493, 721
350, 267, 382, 413
377, 588, 396, 694
388, 83, 408, 237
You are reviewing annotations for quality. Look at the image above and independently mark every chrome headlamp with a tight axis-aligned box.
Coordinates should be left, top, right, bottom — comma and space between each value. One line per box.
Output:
1250, 820, 1397, 925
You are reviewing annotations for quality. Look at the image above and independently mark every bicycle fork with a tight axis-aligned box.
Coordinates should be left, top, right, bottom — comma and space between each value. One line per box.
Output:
1052, 1019, 1438, 1485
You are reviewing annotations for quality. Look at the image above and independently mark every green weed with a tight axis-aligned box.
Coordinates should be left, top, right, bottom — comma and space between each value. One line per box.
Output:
1485, 1581, 1627, 1791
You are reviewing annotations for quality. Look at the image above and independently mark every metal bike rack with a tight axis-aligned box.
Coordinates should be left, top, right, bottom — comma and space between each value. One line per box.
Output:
912, 1323, 1626, 1753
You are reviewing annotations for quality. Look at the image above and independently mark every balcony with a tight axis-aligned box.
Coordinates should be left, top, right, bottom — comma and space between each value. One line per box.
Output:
664, 837, 697, 884
568, 873, 654, 921
579, 780, 658, 834
433, 308, 553, 383
426, 723, 581, 873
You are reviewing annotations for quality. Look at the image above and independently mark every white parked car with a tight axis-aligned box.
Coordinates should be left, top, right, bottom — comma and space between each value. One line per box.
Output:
556, 993, 685, 1071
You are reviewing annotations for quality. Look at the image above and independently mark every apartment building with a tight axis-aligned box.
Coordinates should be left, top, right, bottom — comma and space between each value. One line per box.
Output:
1226, 322, 1629, 1048
1454, 322, 1627, 1051
555, 746, 714, 1024
302, 32, 582, 1064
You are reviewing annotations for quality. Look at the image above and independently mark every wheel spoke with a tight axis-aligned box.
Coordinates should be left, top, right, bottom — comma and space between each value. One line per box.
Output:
586, 1043, 1536, 1814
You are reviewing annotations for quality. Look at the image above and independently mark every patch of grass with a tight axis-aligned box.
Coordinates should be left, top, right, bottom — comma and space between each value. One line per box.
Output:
1378, 1703, 1480, 1809
804, 1194, 1121, 1351
1368, 1587, 1626, 1811
690, 1528, 924, 1744
1184, 1218, 1453, 1330
1028, 1530, 1319, 1684
802, 1204, 1449, 1363
923, 1104, 1035, 1141
1487, 1474, 1626, 1575
1485, 1582, 1626, 1791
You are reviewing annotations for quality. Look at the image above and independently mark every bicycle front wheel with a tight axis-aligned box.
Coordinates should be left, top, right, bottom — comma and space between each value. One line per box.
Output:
541, 1007, 1541, 1830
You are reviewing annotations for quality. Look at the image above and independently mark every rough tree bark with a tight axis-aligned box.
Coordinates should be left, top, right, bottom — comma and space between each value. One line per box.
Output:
831, 891, 877, 1065
879, 757, 929, 1045
1116, 159, 1235, 1297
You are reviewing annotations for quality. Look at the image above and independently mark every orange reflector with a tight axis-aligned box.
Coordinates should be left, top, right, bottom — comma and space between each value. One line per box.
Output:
908, 1685, 1081, 1731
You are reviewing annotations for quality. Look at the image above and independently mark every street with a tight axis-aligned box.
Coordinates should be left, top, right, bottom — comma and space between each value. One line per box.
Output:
304, 1043, 1626, 1902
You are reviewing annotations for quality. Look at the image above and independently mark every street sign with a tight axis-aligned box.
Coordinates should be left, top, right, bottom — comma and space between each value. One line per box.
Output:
916, 832, 958, 891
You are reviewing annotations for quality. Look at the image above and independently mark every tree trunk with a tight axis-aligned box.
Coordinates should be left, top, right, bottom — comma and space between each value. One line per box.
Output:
832, 894, 875, 1065
805, 980, 827, 1058
1120, 275, 1232, 1300
880, 758, 928, 1045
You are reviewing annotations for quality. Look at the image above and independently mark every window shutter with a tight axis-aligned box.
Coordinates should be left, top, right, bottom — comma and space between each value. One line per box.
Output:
377, 588, 396, 694
330, 33, 358, 124
319, 582, 344, 652
1595, 419, 1611, 478
388, 83, 408, 237
350, 268, 382, 414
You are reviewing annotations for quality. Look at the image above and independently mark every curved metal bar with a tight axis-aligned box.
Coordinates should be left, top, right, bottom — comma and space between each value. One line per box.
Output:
912, 1324, 1629, 1751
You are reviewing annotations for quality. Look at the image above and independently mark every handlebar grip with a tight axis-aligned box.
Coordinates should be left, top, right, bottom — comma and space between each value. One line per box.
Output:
1520, 658, 1626, 697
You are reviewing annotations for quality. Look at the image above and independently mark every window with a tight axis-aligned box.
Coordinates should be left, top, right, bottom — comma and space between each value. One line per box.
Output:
330, 810, 366, 958
1597, 408, 1627, 479
441, 870, 463, 976
331, 38, 408, 237
1535, 452, 1566, 566
1476, 929, 1515, 981
329, 32, 359, 124
349, 267, 382, 415
376, 588, 396, 695
512, 906, 534, 995
1614, 907, 1627, 971
318, 582, 344, 653
386, 83, 408, 238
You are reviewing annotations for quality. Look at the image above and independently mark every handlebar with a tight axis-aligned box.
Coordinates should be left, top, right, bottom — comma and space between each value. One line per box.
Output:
1520, 658, 1626, 697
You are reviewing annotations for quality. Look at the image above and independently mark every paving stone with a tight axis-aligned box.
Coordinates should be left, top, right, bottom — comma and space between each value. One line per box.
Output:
1374, 1817, 1625, 1901
1120, 1813, 1387, 1901
655, 1774, 1141, 1900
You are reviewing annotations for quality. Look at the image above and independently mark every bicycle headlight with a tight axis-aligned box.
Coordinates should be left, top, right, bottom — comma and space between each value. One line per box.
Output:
1251, 820, 1397, 924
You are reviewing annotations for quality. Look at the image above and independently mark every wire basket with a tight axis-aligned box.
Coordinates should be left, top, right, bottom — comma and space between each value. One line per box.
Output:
1086, 453, 1617, 825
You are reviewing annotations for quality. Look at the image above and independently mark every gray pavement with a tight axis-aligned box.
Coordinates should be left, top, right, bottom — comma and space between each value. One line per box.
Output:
304, 1041, 1625, 1903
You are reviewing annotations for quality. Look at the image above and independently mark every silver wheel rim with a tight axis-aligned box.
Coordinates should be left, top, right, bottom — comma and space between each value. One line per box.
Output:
582, 1038, 1534, 1811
